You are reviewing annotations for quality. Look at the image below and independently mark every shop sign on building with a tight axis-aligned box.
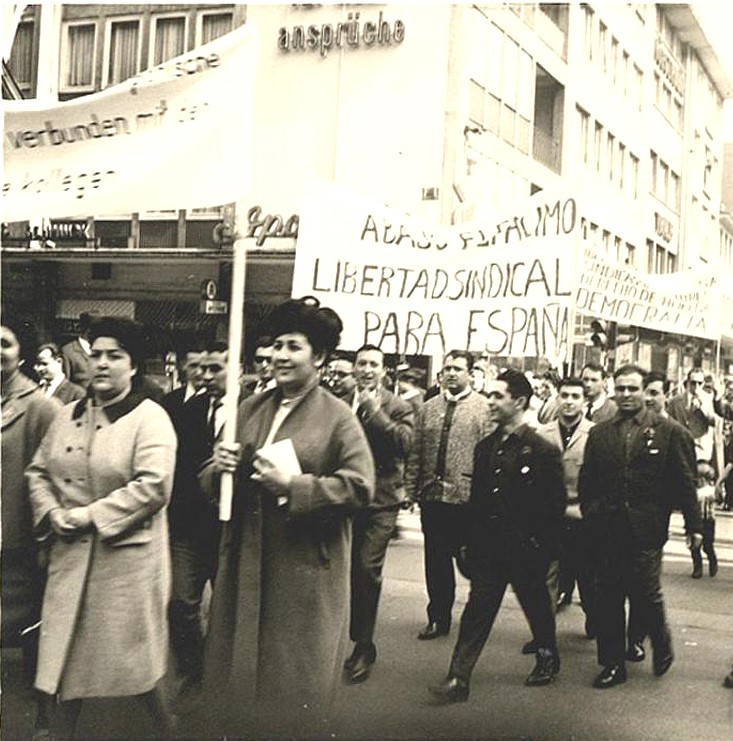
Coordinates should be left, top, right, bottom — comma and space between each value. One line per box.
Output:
278, 10, 405, 57
654, 212, 674, 243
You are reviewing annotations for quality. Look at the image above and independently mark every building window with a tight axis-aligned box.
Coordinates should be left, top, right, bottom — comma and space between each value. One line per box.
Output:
583, 4, 594, 61
618, 142, 625, 189
61, 21, 97, 91
594, 122, 603, 172
598, 22, 608, 73
197, 10, 233, 46
8, 20, 35, 91
650, 151, 658, 195
151, 15, 188, 66
629, 153, 639, 198
577, 106, 589, 164
606, 132, 615, 181
611, 37, 619, 85
104, 17, 141, 87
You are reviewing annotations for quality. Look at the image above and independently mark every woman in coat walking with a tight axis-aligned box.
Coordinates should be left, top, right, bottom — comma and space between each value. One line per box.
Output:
1, 321, 59, 738
203, 297, 375, 738
26, 317, 177, 738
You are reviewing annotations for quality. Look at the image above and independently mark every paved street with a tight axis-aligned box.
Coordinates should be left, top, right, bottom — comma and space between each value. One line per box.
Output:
2, 512, 732, 741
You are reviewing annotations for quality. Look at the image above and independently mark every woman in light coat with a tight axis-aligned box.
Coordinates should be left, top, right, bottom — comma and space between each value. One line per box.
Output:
26, 317, 177, 738
203, 297, 375, 738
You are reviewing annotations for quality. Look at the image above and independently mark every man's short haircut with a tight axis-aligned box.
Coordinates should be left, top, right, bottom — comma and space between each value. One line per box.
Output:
444, 349, 474, 371
581, 361, 607, 379
355, 343, 384, 360
643, 370, 670, 393
37, 342, 62, 359
686, 367, 704, 381
254, 335, 273, 352
613, 363, 647, 381
496, 368, 533, 407
540, 370, 560, 388
205, 339, 229, 355
558, 376, 584, 392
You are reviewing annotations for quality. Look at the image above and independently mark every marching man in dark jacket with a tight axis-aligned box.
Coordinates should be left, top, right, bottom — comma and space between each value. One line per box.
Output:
429, 369, 566, 703
343, 344, 414, 684
579, 364, 702, 689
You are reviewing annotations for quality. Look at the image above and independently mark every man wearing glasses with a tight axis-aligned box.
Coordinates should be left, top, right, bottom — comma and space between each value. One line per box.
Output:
667, 367, 717, 463
245, 337, 276, 397
405, 350, 492, 642
326, 355, 356, 400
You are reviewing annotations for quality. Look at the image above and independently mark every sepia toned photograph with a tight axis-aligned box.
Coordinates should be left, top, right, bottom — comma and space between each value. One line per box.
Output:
2, 2, 732, 739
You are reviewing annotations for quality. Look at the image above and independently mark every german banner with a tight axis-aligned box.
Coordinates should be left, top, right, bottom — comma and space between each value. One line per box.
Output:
292, 183, 578, 358
577, 246, 719, 340
2, 24, 256, 220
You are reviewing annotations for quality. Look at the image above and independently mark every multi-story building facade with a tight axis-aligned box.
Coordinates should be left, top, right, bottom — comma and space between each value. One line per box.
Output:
3, 3, 732, 382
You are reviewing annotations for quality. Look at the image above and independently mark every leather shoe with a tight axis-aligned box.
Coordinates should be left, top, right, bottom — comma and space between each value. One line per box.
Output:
710, 560, 718, 577
653, 650, 674, 677
525, 648, 560, 686
625, 641, 645, 663
418, 622, 449, 640
592, 664, 627, 689
344, 642, 376, 683
691, 565, 703, 579
521, 639, 537, 655
723, 669, 733, 688
428, 676, 469, 704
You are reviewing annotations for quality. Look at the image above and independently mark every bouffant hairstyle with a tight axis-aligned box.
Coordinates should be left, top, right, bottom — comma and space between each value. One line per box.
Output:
88, 316, 146, 371
264, 297, 342, 359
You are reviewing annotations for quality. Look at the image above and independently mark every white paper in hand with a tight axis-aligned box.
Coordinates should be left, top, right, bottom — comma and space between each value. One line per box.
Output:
256, 438, 301, 475
256, 439, 301, 508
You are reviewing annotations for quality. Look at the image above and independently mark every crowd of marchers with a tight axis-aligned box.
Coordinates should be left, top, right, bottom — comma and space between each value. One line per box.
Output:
2, 299, 733, 741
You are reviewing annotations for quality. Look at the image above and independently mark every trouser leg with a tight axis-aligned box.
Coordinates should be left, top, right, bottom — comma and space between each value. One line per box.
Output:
448, 556, 507, 683
630, 548, 669, 656
702, 519, 717, 565
595, 553, 627, 666
349, 507, 399, 646
513, 554, 558, 652
421, 503, 458, 626
169, 537, 212, 683
557, 519, 575, 599
49, 699, 82, 741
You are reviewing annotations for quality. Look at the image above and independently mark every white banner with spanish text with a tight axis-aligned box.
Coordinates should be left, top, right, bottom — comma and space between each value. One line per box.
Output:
292, 183, 579, 358
2, 24, 256, 220
576, 246, 720, 340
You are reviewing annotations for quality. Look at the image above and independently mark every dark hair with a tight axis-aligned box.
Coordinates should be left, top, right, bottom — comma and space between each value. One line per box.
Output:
88, 317, 146, 371
558, 376, 584, 392
78, 312, 92, 332
37, 342, 62, 360
613, 363, 648, 381
497, 368, 533, 408
581, 362, 607, 379
254, 335, 273, 352
264, 297, 342, 357
355, 343, 384, 361
444, 349, 474, 371
205, 339, 229, 355
398, 367, 425, 385
643, 370, 670, 393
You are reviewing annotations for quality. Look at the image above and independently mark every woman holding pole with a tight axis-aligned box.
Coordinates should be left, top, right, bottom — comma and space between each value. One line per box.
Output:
201, 296, 374, 738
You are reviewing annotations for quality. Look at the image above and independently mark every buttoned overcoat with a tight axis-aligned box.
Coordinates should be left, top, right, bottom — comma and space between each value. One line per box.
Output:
201, 382, 374, 730
1, 372, 58, 640
26, 393, 176, 699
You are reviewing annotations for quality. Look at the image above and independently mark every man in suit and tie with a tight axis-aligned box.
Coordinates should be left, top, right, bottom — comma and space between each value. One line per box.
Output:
343, 344, 414, 684
667, 367, 717, 463
60, 312, 93, 388
168, 340, 230, 699
581, 362, 617, 423
34, 343, 85, 404
538, 377, 596, 628
243, 336, 276, 397
326, 354, 356, 400
579, 364, 702, 689
161, 340, 206, 429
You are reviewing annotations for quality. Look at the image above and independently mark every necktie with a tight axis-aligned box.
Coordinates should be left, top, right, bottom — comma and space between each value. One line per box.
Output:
208, 399, 222, 441
585, 402, 594, 421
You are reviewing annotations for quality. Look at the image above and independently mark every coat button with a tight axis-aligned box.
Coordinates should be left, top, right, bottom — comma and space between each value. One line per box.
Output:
96, 425, 102, 430
76, 422, 82, 428
64, 478, 72, 484
66, 446, 73, 453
